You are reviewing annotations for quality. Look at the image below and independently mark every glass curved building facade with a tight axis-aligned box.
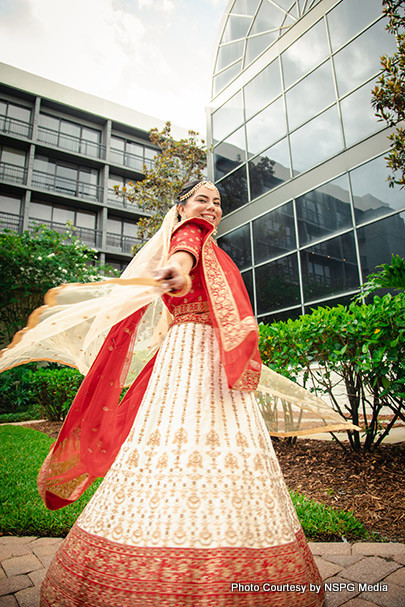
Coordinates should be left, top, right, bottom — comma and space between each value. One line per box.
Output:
208, 0, 405, 323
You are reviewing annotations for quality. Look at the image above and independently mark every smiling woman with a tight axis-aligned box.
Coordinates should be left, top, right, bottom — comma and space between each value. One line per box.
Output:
29, 179, 347, 606
0, 180, 357, 605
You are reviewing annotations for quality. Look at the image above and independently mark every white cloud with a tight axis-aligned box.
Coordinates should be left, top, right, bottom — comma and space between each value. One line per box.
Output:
137, 0, 174, 11
0, 0, 229, 133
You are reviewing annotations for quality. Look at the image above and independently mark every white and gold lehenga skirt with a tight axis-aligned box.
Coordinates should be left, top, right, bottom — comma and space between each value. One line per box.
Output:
40, 322, 324, 607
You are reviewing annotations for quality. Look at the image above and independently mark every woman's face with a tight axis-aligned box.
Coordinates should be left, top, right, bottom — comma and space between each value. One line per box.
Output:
178, 185, 222, 228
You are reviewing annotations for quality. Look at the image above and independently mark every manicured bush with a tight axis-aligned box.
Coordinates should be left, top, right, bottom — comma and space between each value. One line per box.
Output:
259, 293, 405, 451
0, 363, 38, 415
29, 367, 84, 421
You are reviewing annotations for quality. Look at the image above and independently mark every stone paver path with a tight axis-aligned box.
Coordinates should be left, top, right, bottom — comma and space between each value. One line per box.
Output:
0, 536, 404, 606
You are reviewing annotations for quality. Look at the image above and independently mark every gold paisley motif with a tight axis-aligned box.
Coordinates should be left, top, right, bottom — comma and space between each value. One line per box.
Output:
235, 431, 249, 449
187, 450, 203, 468
146, 429, 161, 447
127, 449, 139, 467
205, 429, 220, 448
156, 452, 168, 468
173, 427, 188, 446
224, 452, 239, 470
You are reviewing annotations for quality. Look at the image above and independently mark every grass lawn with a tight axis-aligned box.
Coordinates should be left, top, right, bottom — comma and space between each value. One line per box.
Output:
0, 425, 372, 540
0, 425, 101, 537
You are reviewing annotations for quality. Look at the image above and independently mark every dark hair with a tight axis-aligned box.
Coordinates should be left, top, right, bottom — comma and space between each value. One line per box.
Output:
176, 180, 201, 203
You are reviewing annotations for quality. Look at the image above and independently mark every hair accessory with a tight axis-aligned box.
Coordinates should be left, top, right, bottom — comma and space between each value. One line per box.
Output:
179, 181, 220, 202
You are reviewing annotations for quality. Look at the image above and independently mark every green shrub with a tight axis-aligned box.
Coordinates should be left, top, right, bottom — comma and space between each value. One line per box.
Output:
0, 406, 42, 424
0, 363, 38, 414
259, 293, 405, 451
29, 367, 84, 421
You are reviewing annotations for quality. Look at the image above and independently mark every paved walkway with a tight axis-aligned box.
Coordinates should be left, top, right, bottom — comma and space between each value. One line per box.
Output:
0, 537, 404, 606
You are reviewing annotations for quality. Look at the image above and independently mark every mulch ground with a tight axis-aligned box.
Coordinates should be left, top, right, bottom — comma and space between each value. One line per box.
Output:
24, 420, 405, 543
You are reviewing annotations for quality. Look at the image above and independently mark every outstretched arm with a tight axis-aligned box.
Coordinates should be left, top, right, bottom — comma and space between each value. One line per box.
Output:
153, 250, 194, 293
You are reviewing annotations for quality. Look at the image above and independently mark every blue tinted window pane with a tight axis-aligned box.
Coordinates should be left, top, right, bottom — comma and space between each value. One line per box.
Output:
216, 165, 248, 215
286, 60, 335, 131
255, 254, 300, 314
281, 20, 329, 88
304, 294, 355, 314
241, 269, 254, 309
218, 223, 252, 271
244, 59, 281, 119
258, 307, 302, 325
246, 97, 286, 156
296, 174, 353, 246
301, 232, 359, 301
350, 156, 405, 225
212, 91, 244, 144
341, 80, 384, 147
327, 0, 382, 52
214, 126, 246, 181
357, 212, 405, 281
334, 20, 396, 97
290, 106, 344, 174
252, 201, 296, 264
216, 40, 245, 72
248, 138, 291, 199
245, 31, 278, 65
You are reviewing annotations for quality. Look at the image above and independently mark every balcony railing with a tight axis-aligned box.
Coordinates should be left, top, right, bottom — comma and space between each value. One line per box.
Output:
110, 148, 154, 172
0, 162, 27, 185
28, 217, 102, 247
107, 189, 151, 216
106, 232, 145, 254
0, 115, 32, 139
32, 170, 103, 202
107, 187, 129, 208
37, 126, 106, 159
0, 211, 23, 232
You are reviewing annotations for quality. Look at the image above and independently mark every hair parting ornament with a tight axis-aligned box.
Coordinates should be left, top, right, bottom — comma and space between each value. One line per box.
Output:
178, 180, 220, 202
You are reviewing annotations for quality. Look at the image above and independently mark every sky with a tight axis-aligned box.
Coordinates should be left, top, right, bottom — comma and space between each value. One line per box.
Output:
0, 0, 229, 136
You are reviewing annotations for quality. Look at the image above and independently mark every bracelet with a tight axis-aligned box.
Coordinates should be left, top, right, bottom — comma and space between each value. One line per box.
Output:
165, 272, 192, 298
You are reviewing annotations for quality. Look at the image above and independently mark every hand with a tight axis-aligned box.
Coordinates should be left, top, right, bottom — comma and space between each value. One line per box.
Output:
153, 264, 186, 293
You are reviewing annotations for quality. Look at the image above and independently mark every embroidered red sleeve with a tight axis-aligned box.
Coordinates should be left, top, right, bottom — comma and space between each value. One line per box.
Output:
169, 223, 203, 268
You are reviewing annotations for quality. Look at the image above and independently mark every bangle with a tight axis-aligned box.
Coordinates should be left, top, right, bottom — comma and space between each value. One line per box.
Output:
165, 272, 192, 298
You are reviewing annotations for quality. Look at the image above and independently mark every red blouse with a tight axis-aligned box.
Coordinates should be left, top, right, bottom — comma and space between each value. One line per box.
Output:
162, 220, 212, 327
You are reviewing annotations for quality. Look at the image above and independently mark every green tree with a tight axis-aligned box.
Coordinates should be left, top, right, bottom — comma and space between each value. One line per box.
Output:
0, 223, 117, 347
114, 121, 208, 251
371, 0, 405, 188
357, 254, 405, 299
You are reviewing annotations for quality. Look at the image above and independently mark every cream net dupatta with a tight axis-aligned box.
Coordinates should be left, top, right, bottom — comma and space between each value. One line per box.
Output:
0, 206, 178, 385
0, 204, 359, 436
257, 366, 359, 437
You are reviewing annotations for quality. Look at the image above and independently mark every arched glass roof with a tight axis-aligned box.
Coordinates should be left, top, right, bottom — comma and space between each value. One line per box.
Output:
212, 0, 321, 97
